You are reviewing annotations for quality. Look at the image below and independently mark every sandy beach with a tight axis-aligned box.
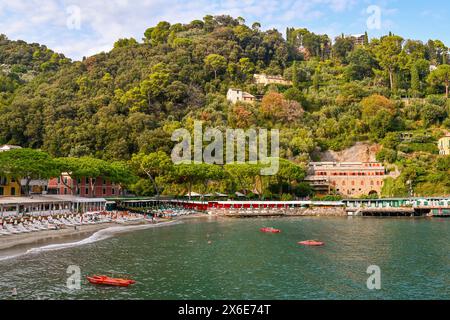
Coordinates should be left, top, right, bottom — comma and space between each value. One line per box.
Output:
0, 214, 211, 253
0, 220, 151, 251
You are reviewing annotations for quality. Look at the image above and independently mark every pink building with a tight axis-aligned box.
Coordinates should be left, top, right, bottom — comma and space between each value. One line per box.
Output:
48, 174, 122, 198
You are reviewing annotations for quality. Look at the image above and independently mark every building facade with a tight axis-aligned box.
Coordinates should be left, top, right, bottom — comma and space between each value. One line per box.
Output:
0, 195, 106, 218
306, 162, 386, 197
349, 34, 366, 46
226, 88, 256, 104
0, 177, 21, 197
0, 145, 23, 197
253, 74, 293, 86
438, 135, 450, 155
48, 174, 121, 198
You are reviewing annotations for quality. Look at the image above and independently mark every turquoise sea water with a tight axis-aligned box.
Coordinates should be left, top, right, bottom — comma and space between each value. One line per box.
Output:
0, 217, 448, 300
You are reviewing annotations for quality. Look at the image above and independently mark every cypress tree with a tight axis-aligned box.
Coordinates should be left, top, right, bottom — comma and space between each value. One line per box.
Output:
411, 63, 420, 97
292, 61, 299, 88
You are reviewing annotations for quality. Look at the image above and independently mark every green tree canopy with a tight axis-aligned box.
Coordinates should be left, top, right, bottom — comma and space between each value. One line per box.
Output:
0, 149, 58, 195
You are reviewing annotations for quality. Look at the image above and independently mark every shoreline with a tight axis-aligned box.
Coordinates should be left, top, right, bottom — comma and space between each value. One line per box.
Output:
0, 218, 170, 252
0, 215, 210, 254
0, 222, 117, 251
0, 213, 438, 256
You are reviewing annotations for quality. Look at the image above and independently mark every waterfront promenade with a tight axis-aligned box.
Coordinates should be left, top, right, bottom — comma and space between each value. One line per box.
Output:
116, 197, 450, 217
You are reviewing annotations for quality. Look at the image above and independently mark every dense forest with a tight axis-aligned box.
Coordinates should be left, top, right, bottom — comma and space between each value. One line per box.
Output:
0, 15, 449, 198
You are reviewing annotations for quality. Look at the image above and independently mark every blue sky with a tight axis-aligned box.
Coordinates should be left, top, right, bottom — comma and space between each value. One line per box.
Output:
0, 0, 449, 61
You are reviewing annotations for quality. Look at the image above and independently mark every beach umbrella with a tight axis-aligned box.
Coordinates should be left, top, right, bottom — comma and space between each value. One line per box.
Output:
215, 192, 228, 197
185, 192, 202, 197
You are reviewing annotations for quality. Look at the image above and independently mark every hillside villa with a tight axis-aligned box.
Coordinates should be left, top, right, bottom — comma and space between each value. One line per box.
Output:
438, 134, 450, 155
226, 88, 256, 104
349, 34, 366, 46
253, 74, 292, 86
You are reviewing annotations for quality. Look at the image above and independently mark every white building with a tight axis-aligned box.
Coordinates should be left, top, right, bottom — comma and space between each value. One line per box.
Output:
254, 74, 292, 86
226, 88, 256, 104
0, 145, 22, 152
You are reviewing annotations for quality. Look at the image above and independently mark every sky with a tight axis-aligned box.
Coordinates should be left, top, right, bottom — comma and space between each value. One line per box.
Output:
0, 0, 449, 61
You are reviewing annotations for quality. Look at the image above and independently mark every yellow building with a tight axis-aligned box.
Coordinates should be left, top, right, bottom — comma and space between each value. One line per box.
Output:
0, 177, 21, 197
438, 135, 450, 155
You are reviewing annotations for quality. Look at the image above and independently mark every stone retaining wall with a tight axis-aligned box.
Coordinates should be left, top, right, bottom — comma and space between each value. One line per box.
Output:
285, 207, 347, 217
210, 206, 347, 217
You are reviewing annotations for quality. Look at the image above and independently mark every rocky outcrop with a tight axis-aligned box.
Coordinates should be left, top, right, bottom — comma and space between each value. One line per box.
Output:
211, 206, 347, 217
317, 142, 381, 162
285, 207, 347, 217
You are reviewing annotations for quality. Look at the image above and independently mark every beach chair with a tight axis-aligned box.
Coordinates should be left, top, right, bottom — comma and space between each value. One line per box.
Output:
6, 224, 23, 234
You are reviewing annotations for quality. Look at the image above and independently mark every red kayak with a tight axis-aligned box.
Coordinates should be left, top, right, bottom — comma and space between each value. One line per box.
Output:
87, 275, 136, 287
260, 227, 281, 233
298, 240, 325, 246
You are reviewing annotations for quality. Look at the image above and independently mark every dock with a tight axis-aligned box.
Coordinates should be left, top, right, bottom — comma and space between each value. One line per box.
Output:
348, 207, 416, 217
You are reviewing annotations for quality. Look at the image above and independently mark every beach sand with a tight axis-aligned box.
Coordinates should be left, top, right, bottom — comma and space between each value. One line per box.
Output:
0, 221, 151, 251
0, 214, 210, 255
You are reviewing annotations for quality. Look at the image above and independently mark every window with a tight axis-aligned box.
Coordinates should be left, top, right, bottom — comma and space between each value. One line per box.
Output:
11, 187, 16, 196
85, 188, 89, 195
112, 188, 115, 195
64, 188, 68, 195
0, 187, 3, 196
103, 188, 106, 195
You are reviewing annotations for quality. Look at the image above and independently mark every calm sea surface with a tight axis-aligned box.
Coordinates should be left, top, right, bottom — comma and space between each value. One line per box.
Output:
0, 217, 448, 300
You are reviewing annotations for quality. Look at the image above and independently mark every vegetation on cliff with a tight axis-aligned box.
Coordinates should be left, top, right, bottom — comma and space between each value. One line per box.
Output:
0, 15, 449, 197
